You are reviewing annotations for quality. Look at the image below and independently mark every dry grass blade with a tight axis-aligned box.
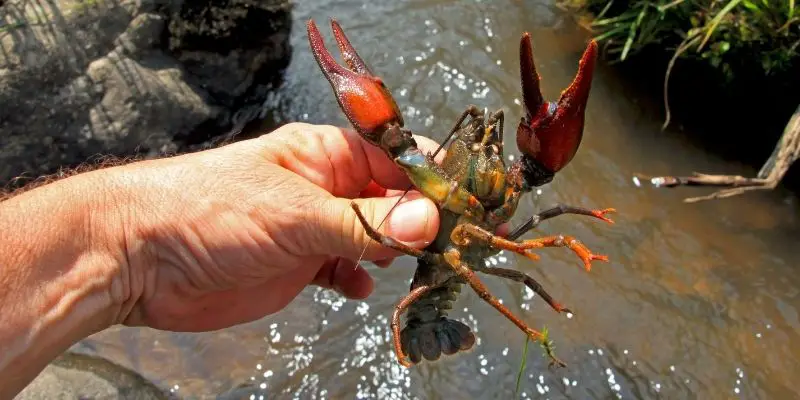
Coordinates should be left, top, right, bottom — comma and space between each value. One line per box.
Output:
661, 33, 702, 130
697, 0, 744, 51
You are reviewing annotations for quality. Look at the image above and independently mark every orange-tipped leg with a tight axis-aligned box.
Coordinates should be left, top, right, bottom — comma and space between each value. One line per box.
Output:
591, 208, 616, 224
523, 235, 608, 272
507, 204, 616, 241
472, 264, 573, 315
442, 249, 566, 368
453, 223, 609, 272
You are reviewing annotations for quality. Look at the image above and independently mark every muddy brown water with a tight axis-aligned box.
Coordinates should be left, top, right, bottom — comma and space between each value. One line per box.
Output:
70, 0, 800, 398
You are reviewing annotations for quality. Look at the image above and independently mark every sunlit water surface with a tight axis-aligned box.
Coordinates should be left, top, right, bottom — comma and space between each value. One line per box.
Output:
72, 0, 800, 398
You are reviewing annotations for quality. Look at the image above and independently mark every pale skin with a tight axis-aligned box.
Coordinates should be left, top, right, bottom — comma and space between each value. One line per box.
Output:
0, 122, 488, 398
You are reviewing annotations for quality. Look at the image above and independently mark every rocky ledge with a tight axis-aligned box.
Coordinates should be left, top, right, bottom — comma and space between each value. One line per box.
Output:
0, 0, 293, 188
16, 352, 171, 400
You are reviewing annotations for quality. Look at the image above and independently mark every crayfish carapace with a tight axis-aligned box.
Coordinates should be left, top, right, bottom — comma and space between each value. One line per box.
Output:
307, 19, 615, 368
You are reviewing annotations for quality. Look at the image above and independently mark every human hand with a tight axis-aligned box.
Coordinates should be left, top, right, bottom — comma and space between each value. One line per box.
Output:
102, 123, 443, 331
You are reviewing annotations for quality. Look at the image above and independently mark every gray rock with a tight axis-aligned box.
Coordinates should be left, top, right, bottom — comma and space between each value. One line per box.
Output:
17, 365, 121, 400
16, 352, 169, 399
0, 0, 292, 188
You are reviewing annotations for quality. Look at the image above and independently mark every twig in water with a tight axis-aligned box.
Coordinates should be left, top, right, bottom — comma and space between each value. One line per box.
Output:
638, 104, 800, 203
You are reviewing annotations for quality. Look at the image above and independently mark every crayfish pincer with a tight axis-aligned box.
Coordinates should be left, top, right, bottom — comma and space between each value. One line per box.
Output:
307, 19, 616, 368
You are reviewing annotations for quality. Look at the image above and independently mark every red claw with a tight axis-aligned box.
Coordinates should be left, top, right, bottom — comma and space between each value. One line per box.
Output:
516, 34, 598, 173
306, 19, 404, 145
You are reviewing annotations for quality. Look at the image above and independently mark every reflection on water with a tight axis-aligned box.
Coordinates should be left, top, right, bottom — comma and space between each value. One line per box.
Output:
75, 0, 800, 398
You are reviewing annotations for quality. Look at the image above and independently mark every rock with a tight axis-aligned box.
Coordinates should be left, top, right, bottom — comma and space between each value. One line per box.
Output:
166, 0, 293, 107
16, 352, 169, 400
0, 0, 292, 189
17, 365, 120, 400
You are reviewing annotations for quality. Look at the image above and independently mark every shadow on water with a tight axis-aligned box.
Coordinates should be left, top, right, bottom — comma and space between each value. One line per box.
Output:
76, 0, 800, 398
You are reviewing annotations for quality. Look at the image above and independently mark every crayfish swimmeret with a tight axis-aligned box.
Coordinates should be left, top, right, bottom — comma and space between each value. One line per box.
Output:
307, 19, 615, 368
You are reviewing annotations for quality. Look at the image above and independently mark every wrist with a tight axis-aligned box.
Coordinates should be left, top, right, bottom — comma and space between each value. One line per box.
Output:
0, 168, 131, 397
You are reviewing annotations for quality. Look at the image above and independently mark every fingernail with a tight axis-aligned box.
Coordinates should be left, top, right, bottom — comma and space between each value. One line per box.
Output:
387, 198, 431, 245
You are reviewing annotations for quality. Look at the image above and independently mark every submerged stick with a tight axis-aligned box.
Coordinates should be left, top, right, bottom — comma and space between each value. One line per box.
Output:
637, 104, 800, 203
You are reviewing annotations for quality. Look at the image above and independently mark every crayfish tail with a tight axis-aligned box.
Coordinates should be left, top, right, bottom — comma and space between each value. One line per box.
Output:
400, 317, 476, 365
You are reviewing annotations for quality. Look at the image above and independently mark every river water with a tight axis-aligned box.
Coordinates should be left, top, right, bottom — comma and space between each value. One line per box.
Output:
72, 0, 800, 398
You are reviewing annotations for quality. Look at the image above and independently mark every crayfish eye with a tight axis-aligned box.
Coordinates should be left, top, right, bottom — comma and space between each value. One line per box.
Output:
547, 102, 557, 117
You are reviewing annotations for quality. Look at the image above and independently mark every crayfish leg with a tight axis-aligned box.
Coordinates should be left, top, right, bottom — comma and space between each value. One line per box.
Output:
391, 285, 436, 367
516, 235, 609, 272
441, 248, 565, 367
432, 105, 483, 159
471, 264, 572, 315
506, 204, 616, 241
350, 202, 441, 264
453, 223, 608, 272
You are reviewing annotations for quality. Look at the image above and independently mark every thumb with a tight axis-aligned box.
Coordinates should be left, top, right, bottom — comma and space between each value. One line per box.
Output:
307, 192, 440, 261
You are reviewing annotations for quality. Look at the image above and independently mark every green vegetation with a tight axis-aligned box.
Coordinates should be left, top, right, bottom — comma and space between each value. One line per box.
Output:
561, 0, 798, 76
560, 0, 799, 127
514, 337, 530, 397
514, 327, 557, 398
0, 21, 27, 34
69, 0, 103, 16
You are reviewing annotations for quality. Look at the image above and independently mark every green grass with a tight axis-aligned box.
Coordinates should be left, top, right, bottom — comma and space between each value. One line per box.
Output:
564, 0, 798, 74
69, 0, 102, 15
514, 326, 557, 398
561, 0, 800, 127
0, 21, 27, 33
514, 336, 531, 397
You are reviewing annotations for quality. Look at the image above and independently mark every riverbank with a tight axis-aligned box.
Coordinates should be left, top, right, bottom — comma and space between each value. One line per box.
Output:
559, 0, 800, 188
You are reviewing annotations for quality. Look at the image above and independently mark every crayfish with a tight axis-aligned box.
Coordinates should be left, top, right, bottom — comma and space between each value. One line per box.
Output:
307, 19, 615, 368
